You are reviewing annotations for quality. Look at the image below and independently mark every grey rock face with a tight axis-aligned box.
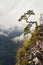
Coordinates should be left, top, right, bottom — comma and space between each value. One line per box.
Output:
27, 42, 43, 65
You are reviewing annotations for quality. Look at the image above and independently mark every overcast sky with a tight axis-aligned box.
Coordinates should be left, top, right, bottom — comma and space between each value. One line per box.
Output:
0, 0, 43, 28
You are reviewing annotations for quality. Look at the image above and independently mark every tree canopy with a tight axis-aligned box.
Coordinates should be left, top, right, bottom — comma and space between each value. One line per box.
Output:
18, 10, 37, 35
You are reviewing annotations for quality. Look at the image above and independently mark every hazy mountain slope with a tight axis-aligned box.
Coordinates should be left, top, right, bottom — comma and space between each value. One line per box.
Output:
0, 26, 24, 65
0, 34, 24, 65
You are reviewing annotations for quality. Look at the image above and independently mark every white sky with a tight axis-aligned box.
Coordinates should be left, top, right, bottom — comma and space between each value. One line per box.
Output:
0, 0, 43, 28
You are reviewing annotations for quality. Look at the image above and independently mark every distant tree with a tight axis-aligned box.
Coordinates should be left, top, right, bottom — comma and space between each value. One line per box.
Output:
39, 13, 43, 24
